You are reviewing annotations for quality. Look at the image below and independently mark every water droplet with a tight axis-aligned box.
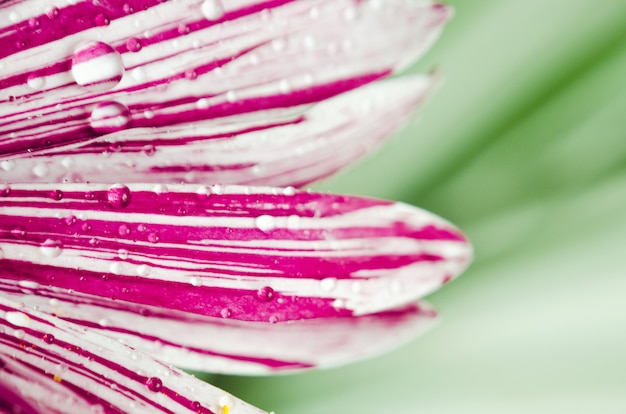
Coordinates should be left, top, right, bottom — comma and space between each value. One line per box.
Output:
142, 144, 156, 156
189, 277, 202, 287
219, 394, 236, 411
43, 334, 55, 344
81, 222, 92, 232
5, 312, 30, 327
90, 101, 131, 133
11, 226, 26, 238
32, 163, 48, 178
283, 186, 296, 196
64, 215, 77, 225
9, 11, 21, 23
94, 13, 110, 26
50, 189, 63, 200
109, 262, 121, 275
268, 315, 278, 324
256, 286, 275, 302
147, 232, 159, 243
118, 224, 130, 236
0, 184, 10, 197
40, 239, 63, 258
196, 185, 211, 199
256, 215, 275, 233
1, 160, 15, 172
71, 41, 124, 91
201, 0, 224, 21
126, 37, 142, 52
286, 215, 301, 230
225, 90, 237, 102
118, 249, 129, 260
278, 79, 291, 94
196, 98, 209, 109
220, 308, 231, 318
136, 264, 150, 276
27, 74, 45, 90
152, 184, 168, 194
106, 184, 132, 208
320, 277, 337, 292
145, 377, 162, 392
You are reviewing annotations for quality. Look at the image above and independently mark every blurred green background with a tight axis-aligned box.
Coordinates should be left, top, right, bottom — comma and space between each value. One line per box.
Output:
214, 1, 626, 412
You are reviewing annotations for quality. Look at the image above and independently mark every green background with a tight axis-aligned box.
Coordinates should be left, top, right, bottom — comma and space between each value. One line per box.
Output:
214, 1, 626, 412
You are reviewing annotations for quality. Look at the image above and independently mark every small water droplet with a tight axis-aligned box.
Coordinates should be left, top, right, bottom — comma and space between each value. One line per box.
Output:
109, 262, 121, 275
145, 377, 162, 392
220, 308, 231, 318
1, 160, 15, 172
189, 277, 202, 287
9, 11, 21, 23
32, 163, 48, 178
268, 315, 278, 324
40, 239, 63, 258
320, 277, 337, 292
27, 74, 45, 90
283, 186, 296, 196
118, 224, 130, 236
196, 98, 209, 109
50, 189, 63, 200
137, 264, 150, 276
43, 334, 55, 344
94, 13, 110, 26
71, 41, 124, 91
64, 215, 77, 225
81, 222, 92, 232
225, 90, 237, 103
106, 184, 132, 208
286, 215, 301, 230
147, 232, 159, 243
126, 37, 142, 52
152, 184, 168, 194
118, 249, 129, 260
256, 286, 275, 302
142, 144, 156, 156
256, 215, 275, 233
90, 101, 131, 133
11, 226, 26, 238
0, 184, 10, 197
201, 0, 224, 21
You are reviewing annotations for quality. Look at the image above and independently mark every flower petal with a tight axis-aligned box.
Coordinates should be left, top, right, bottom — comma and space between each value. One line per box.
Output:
0, 183, 470, 372
1, 75, 434, 187
0, 297, 266, 413
0, 0, 449, 185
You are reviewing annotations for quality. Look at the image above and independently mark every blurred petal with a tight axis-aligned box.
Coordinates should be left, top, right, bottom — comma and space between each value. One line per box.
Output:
0, 0, 448, 185
0, 183, 470, 372
0, 297, 266, 413
1, 75, 434, 187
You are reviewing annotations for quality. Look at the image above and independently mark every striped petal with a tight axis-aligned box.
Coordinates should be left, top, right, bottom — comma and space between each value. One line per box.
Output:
0, 0, 448, 186
1, 75, 434, 187
0, 297, 266, 413
0, 183, 471, 372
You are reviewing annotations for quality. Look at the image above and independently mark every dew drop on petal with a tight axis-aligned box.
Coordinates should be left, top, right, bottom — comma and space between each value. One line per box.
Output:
220, 308, 231, 318
320, 277, 337, 292
201, 0, 224, 21
43, 334, 55, 344
145, 377, 162, 392
118, 249, 129, 260
40, 239, 63, 258
5, 312, 30, 327
90, 101, 131, 133
147, 232, 159, 243
106, 184, 132, 208
71, 41, 124, 91
0, 184, 11, 197
256, 215, 275, 233
256, 286, 275, 302
137, 264, 150, 276
27, 74, 45, 90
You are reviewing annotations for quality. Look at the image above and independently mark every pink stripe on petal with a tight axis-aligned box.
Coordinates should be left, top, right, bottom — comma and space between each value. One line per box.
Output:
0, 297, 267, 413
1, 289, 437, 374
0, 184, 472, 322
0, 0, 449, 185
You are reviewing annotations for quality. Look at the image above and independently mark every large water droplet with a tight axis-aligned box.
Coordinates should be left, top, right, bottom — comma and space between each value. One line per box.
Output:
201, 0, 224, 21
106, 184, 132, 208
71, 41, 124, 91
90, 101, 131, 133
40, 239, 63, 258
5, 311, 30, 327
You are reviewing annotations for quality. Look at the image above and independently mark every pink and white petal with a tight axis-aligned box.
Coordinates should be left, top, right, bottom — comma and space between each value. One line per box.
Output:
1, 75, 434, 186
1, 288, 437, 374
0, 0, 449, 184
0, 184, 472, 324
0, 297, 267, 413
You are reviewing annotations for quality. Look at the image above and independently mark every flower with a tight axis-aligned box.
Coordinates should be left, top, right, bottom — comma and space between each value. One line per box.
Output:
0, 0, 472, 412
